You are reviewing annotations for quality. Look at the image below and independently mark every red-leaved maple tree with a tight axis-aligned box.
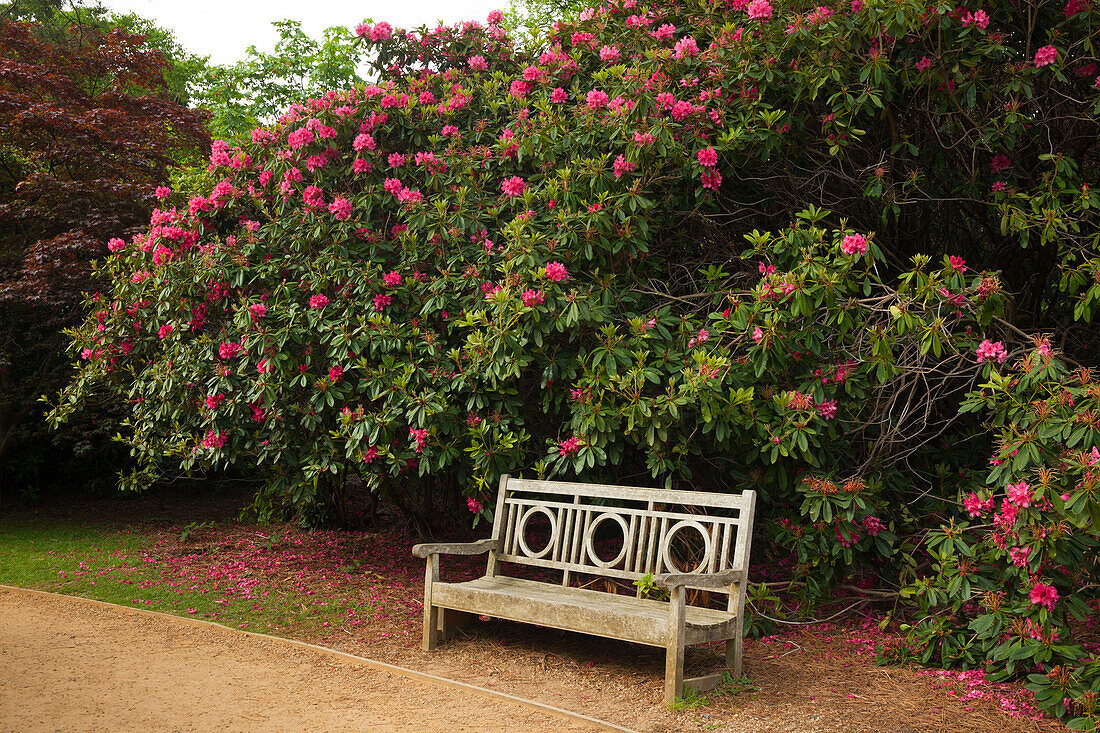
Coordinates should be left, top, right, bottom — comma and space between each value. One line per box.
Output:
0, 15, 208, 486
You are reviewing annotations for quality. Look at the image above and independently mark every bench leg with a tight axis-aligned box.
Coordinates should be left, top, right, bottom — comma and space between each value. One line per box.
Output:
438, 609, 476, 642
726, 627, 743, 678
421, 554, 440, 651
664, 586, 686, 705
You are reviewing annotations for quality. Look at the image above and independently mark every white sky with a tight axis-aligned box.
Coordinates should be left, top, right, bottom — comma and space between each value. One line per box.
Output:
97, 0, 507, 65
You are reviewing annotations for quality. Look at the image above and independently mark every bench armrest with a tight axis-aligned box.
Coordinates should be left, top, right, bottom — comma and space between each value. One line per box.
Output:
412, 538, 498, 559
654, 569, 743, 591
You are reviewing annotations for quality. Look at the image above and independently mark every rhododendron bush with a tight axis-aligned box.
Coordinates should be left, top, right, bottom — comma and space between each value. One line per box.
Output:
47, 0, 1099, 722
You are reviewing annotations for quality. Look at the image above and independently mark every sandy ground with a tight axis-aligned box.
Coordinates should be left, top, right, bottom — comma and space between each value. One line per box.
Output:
0, 588, 608, 732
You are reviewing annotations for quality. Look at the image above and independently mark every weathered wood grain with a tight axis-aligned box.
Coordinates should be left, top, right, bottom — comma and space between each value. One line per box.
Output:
412, 476, 757, 705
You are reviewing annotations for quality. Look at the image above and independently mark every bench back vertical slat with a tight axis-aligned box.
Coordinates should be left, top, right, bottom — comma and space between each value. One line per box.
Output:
486, 473, 510, 578
492, 477, 756, 594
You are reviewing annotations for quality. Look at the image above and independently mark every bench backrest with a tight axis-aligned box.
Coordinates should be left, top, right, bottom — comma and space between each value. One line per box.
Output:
487, 475, 756, 593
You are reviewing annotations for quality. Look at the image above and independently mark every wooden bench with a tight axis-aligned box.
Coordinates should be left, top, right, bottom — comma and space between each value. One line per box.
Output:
412, 474, 757, 704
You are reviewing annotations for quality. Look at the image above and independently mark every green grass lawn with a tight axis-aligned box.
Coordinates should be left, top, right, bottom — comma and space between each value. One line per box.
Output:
0, 516, 389, 637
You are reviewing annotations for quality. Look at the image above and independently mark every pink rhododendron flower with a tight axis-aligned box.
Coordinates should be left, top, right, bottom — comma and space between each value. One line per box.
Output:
600, 45, 621, 62
1009, 546, 1031, 568
1066, 0, 1087, 15
107, 238, 125, 253
697, 147, 718, 166
961, 10, 990, 29
752, 326, 764, 343
372, 293, 392, 310
963, 492, 993, 517
816, 399, 838, 420
287, 128, 314, 148
1087, 446, 1100, 466
915, 56, 931, 71
353, 133, 376, 152
651, 23, 676, 40
544, 261, 569, 281
370, 22, 393, 41
862, 516, 884, 537
501, 176, 527, 197
362, 445, 379, 463
329, 365, 344, 382
701, 169, 722, 189
586, 89, 609, 109
302, 185, 324, 209
1034, 45, 1058, 67
510, 80, 531, 98
249, 303, 266, 320
836, 524, 860, 548
251, 128, 276, 146
1006, 481, 1033, 507
409, 427, 427, 452
522, 289, 545, 306
202, 430, 227, 449
487, 9, 503, 24
990, 154, 1011, 172
613, 154, 636, 179
154, 186, 171, 199
975, 339, 1008, 363
388, 152, 406, 169
673, 36, 699, 58
309, 294, 329, 309
329, 196, 352, 221
949, 255, 967, 272
841, 233, 868, 255
382, 271, 403, 288
383, 178, 404, 197
218, 341, 242, 359
670, 100, 697, 120
1029, 582, 1058, 610
157, 324, 173, 339
634, 131, 655, 145
746, 0, 773, 20
467, 497, 483, 513
550, 87, 568, 103
559, 436, 581, 456
468, 55, 488, 70
991, 180, 1007, 192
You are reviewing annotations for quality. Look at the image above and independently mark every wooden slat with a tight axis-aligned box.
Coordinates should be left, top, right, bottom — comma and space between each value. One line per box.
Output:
624, 513, 638, 572
431, 576, 737, 648
719, 523, 733, 573
507, 478, 750, 510
569, 505, 585, 566
731, 490, 757, 573
707, 521, 720, 574
503, 501, 518, 555
645, 510, 659, 575
655, 516, 669, 575
504, 497, 741, 530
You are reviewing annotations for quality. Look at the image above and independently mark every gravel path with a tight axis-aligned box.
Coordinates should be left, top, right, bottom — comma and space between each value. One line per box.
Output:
0, 588, 608, 732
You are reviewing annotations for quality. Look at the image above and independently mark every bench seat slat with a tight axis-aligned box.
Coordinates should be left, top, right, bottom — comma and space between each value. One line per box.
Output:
431, 576, 737, 647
